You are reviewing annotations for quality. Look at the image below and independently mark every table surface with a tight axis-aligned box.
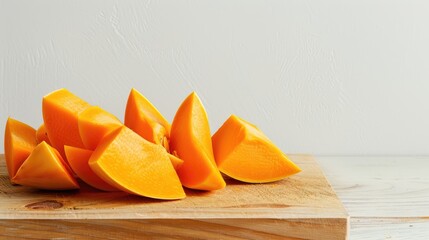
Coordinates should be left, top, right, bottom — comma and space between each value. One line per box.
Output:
317, 156, 429, 240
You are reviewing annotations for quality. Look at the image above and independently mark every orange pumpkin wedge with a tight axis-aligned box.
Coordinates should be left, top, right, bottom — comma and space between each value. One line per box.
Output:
78, 106, 122, 150
43, 88, 91, 159
170, 92, 225, 191
4, 118, 37, 180
212, 115, 301, 183
36, 123, 50, 144
88, 126, 185, 200
125, 88, 171, 145
64, 146, 117, 191
13, 141, 79, 190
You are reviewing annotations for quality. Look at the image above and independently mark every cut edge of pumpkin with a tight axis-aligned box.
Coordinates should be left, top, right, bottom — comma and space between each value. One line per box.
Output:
215, 115, 301, 183
64, 145, 118, 191
4, 117, 37, 180
125, 88, 171, 145
88, 126, 186, 200
170, 92, 225, 191
12, 141, 79, 190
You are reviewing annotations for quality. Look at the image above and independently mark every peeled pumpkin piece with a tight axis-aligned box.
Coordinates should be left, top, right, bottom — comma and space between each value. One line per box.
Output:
4, 118, 37, 181
43, 88, 91, 159
124, 88, 183, 169
88, 126, 185, 200
64, 146, 117, 191
78, 106, 122, 150
78, 106, 182, 171
212, 115, 301, 183
170, 92, 225, 191
13, 141, 79, 190
124, 88, 171, 145
36, 124, 50, 144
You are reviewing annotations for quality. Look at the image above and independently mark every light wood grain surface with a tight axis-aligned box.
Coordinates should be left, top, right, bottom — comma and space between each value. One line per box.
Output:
0, 154, 348, 239
317, 156, 429, 240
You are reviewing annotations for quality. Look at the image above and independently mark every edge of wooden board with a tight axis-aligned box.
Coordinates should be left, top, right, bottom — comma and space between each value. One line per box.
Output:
0, 218, 349, 240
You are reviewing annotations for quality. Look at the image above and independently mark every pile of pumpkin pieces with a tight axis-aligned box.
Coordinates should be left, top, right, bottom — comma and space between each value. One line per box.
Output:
4, 88, 301, 200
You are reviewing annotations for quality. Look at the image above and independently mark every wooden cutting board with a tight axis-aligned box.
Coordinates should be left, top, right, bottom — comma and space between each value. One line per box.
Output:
0, 154, 348, 239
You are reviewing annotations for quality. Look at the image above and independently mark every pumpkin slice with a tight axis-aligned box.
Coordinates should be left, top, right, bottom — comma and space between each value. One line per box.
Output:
13, 141, 79, 190
43, 88, 91, 159
124, 88, 171, 145
36, 124, 50, 144
64, 146, 117, 191
78, 106, 122, 150
4, 118, 37, 181
212, 115, 301, 183
88, 126, 185, 200
170, 92, 225, 191
124, 89, 183, 169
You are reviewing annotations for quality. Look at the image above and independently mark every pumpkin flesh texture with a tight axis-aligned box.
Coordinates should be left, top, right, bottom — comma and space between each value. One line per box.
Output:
13, 141, 79, 190
42, 89, 91, 159
78, 106, 122, 150
125, 88, 170, 145
65, 146, 117, 191
88, 126, 185, 200
212, 115, 301, 183
4, 118, 37, 180
170, 92, 225, 191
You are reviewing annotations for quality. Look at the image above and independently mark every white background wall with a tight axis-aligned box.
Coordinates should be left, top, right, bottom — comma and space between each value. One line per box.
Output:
1, 0, 429, 155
